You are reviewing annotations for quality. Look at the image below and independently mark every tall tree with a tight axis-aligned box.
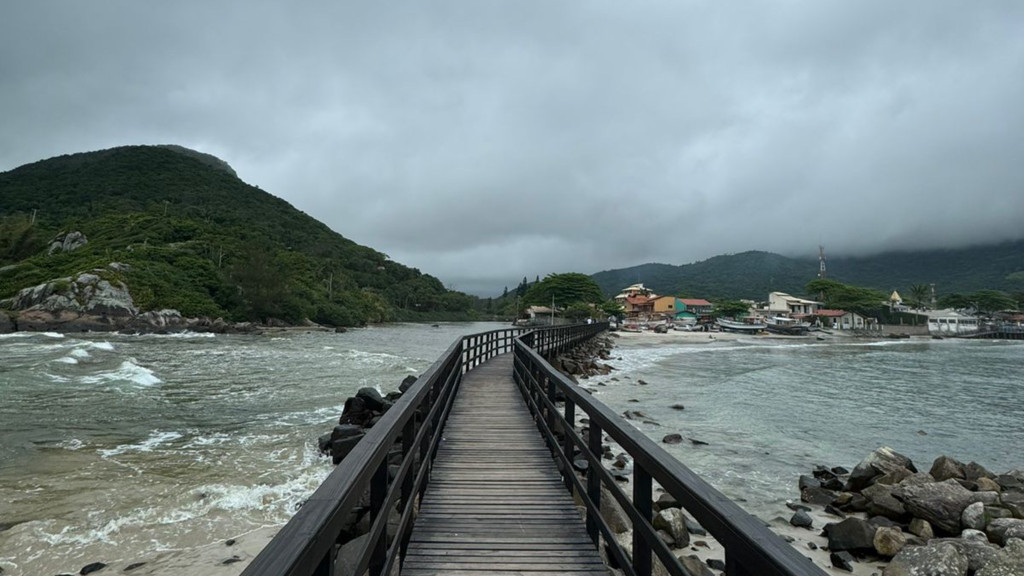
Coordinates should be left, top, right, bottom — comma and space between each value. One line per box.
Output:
806, 279, 887, 315
908, 284, 930, 310
524, 273, 605, 308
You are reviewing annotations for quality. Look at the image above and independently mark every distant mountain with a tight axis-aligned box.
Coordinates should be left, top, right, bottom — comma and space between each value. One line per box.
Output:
0, 145, 476, 326
592, 242, 1024, 300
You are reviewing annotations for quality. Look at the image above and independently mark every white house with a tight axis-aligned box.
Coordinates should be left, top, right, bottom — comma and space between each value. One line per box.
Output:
767, 292, 822, 317
926, 309, 979, 335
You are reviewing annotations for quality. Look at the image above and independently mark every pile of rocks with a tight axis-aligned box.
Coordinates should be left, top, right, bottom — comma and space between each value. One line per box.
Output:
791, 446, 1024, 574
317, 376, 416, 465
550, 332, 617, 380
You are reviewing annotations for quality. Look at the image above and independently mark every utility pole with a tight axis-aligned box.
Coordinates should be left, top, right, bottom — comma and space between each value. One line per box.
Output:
30, 209, 38, 224
551, 294, 555, 326
818, 245, 826, 278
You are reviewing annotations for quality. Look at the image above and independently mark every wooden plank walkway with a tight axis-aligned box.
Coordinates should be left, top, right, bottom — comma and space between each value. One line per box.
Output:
403, 354, 608, 576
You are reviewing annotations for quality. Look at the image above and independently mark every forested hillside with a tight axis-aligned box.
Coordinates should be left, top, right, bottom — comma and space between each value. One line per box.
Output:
592, 243, 1024, 301
0, 145, 475, 326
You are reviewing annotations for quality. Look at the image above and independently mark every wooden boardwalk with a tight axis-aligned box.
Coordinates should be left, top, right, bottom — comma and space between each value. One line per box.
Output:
402, 354, 608, 576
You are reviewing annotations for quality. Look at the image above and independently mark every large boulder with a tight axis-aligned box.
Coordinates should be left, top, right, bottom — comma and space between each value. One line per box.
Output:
601, 485, 630, 534
824, 518, 878, 553
847, 447, 917, 491
356, 387, 387, 412
874, 526, 907, 557
0, 266, 138, 324
986, 518, 1024, 546
1000, 492, 1024, 519
863, 483, 909, 521
962, 502, 987, 531
896, 479, 985, 535
885, 542, 968, 576
977, 538, 1024, 576
653, 508, 689, 547
933, 535, 1000, 575
909, 518, 935, 540
931, 456, 967, 482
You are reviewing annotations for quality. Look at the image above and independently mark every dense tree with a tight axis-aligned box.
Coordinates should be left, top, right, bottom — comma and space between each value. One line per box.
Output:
806, 279, 887, 315
972, 290, 1017, 314
524, 273, 604, 308
937, 293, 974, 310
712, 299, 749, 319
907, 284, 931, 310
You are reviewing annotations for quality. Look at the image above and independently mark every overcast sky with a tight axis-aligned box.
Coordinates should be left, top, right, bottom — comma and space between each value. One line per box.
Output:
2, 2, 1023, 295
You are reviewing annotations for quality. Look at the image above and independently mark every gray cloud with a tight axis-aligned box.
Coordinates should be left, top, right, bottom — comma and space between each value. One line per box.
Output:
3, 1, 1023, 295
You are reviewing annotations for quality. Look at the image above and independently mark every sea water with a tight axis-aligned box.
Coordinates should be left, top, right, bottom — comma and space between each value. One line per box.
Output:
584, 336, 1024, 519
0, 323, 504, 575
1, 328, 1022, 574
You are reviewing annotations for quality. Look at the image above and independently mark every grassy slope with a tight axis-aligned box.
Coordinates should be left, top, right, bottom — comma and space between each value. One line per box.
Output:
0, 145, 476, 325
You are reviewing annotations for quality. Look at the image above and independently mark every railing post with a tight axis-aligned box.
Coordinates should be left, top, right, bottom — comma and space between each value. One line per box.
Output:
562, 400, 575, 491
369, 460, 388, 576
633, 464, 653, 576
586, 421, 602, 545
399, 417, 415, 561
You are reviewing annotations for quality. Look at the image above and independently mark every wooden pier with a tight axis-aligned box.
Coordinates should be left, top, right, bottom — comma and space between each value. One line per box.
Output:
242, 324, 825, 576
403, 355, 607, 575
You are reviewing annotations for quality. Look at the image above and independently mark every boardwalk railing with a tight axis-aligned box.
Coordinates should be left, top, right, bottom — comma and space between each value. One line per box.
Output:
513, 327, 824, 576
241, 327, 525, 576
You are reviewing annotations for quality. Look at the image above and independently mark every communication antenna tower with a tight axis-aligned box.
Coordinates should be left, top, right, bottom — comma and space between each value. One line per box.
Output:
818, 245, 826, 279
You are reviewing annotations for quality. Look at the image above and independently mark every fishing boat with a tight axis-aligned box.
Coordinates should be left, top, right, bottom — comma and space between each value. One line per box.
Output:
765, 316, 811, 335
717, 318, 766, 333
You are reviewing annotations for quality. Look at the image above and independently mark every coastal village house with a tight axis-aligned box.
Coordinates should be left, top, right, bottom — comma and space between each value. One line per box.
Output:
767, 292, 822, 317
615, 284, 715, 321
926, 309, 979, 335
814, 309, 867, 330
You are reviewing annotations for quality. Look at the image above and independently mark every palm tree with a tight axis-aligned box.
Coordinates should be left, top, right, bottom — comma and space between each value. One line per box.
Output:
908, 284, 930, 310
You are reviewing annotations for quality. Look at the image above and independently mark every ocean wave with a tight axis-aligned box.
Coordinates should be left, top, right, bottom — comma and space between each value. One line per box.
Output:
0, 331, 65, 340
98, 430, 183, 457
54, 356, 78, 364
88, 341, 116, 350
136, 331, 216, 339
69, 347, 92, 359
81, 358, 162, 387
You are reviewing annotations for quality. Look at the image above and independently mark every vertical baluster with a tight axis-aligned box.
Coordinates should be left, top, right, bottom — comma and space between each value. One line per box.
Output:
399, 417, 415, 562
633, 465, 653, 576
586, 421, 602, 545
313, 550, 332, 576
562, 400, 575, 491
369, 460, 388, 576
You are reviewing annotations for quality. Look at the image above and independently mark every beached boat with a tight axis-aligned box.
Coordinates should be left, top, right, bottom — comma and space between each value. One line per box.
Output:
765, 316, 811, 335
717, 318, 766, 333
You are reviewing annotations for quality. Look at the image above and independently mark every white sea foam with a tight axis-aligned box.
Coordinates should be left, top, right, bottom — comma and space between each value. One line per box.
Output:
140, 331, 216, 339
69, 348, 92, 359
81, 358, 161, 387
0, 331, 65, 340
98, 430, 183, 457
58, 438, 86, 451
89, 341, 116, 350
54, 356, 78, 364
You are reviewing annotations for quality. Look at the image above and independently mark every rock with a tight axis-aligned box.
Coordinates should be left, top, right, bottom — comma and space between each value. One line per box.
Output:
832, 466, 850, 475
670, 403, 685, 410
808, 541, 818, 550
706, 558, 726, 571
123, 563, 147, 572
786, 501, 811, 512
225, 539, 236, 546
801, 486, 837, 506
656, 529, 674, 546
682, 514, 707, 536
876, 467, 915, 486
931, 456, 967, 482
831, 551, 855, 572
80, 563, 107, 575
339, 396, 373, 427
790, 510, 813, 528
355, 387, 387, 412
399, 375, 417, 392
331, 434, 364, 465
900, 472, 938, 487
863, 483, 908, 521
689, 438, 708, 446
986, 518, 1024, 546
824, 517, 878, 552
655, 492, 680, 510
874, 526, 907, 557
885, 542, 968, 576
48, 231, 88, 255
996, 474, 1024, 492
977, 538, 1024, 576
221, 556, 242, 565
824, 504, 847, 518
975, 477, 1001, 493
653, 508, 689, 547
1000, 492, 1024, 519
600, 485, 630, 534
662, 433, 683, 445
799, 475, 821, 490
896, 479, 984, 534
909, 518, 935, 540
336, 534, 370, 576
573, 458, 589, 471
678, 555, 714, 576
331, 424, 364, 441
986, 506, 1013, 521
934, 536, 1000, 574
637, 379, 648, 386
847, 446, 917, 491
964, 462, 995, 482
962, 501, 987, 531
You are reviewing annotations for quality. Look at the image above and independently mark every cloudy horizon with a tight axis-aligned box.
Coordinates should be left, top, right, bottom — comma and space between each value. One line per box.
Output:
3, 2, 1023, 296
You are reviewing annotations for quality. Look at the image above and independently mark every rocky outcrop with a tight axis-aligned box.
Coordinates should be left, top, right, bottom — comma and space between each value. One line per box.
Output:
47, 231, 88, 255
885, 542, 968, 576
549, 334, 616, 380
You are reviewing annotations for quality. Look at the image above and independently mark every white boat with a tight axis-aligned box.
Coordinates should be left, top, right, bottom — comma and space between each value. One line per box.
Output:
765, 316, 811, 335
717, 318, 766, 333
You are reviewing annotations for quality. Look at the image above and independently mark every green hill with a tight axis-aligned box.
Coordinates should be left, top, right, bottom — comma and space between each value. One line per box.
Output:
592, 243, 1024, 301
0, 145, 475, 326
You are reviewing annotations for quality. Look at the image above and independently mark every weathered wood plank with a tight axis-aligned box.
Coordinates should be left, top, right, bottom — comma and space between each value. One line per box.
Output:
402, 355, 607, 576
